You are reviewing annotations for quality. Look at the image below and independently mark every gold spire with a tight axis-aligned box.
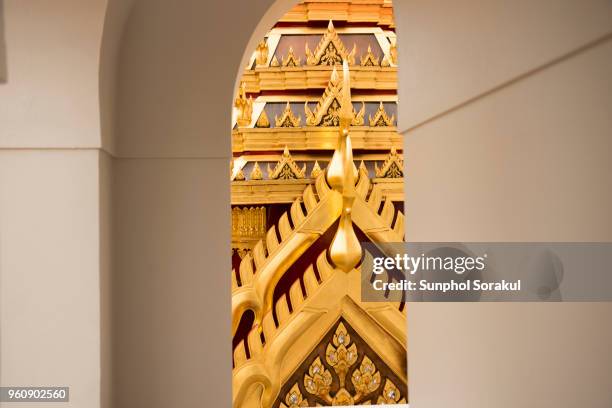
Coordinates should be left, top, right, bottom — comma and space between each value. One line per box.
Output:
327, 60, 361, 272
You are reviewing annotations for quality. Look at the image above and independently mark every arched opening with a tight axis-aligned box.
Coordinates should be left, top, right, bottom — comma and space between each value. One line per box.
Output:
229, 2, 407, 406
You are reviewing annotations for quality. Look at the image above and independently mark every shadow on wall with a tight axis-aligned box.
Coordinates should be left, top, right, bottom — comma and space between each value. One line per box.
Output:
0, 0, 6, 82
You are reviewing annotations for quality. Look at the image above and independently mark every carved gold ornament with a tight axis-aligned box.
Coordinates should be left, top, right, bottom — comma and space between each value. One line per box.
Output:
305, 20, 356, 66
270, 55, 280, 67
375, 147, 403, 178
249, 162, 263, 180
310, 161, 323, 178
267, 146, 306, 180
256, 39, 269, 67
369, 102, 395, 127
304, 66, 365, 127
231, 206, 266, 240
360, 45, 379, 67
255, 109, 270, 128
381, 55, 391, 67
282, 46, 301, 67
275, 102, 302, 128
234, 82, 253, 127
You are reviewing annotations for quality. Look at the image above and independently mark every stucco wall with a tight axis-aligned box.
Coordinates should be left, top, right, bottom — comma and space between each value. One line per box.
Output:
399, 1, 612, 407
0, 150, 102, 408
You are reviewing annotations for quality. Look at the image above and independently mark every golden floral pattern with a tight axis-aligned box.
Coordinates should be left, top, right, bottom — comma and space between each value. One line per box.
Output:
276, 320, 406, 407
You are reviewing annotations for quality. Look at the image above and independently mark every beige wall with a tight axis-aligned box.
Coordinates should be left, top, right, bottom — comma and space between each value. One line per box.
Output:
0, 1, 108, 408
399, 1, 612, 407
0, 150, 102, 407
0, 0, 107, 148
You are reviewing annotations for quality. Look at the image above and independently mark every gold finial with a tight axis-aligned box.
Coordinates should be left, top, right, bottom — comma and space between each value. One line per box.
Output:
256, 40, 269, 66
327, 60, 361, 272
250, 162, 263, 180
358, 160, 367, 173
310, 160, 323, 178
234, 82, 253, 127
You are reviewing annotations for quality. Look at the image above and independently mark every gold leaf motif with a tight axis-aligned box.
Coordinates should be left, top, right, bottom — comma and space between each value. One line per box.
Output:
376, 379, 406, 404
305, 20, 356, 66
255, 109, 270, 128
256, 39, 269, 66
368, 102, 395, 127
267, 146, 306, 180
270, 55, 280, 67
351, 356, 381, 396
282, 46, 301, 67
249, 162, 263, 180
275, 102, 301, 128
303, 357, 333, 399
331, 388, 355, 406
374, 147, 403, 178
284, 383, 309, 407
360, 45, 379, 67
234, 82, 253, 127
